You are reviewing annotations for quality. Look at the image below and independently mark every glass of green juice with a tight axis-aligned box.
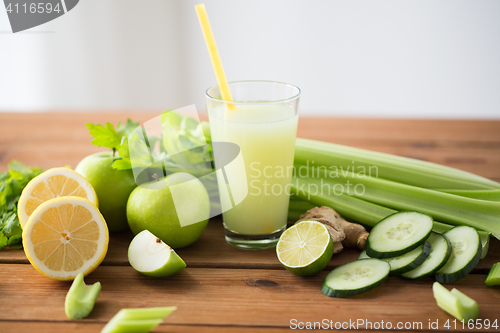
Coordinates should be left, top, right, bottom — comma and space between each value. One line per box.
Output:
206, 80, 300, 249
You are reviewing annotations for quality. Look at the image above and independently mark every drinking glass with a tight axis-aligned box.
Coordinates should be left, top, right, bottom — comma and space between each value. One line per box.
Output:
206, 80, 300, 249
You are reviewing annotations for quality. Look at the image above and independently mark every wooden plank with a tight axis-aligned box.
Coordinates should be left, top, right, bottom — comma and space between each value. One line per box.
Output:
0, 322, 296, 333
1, 113, 499, 144
0, 322, 435, 333
1, 114, 500, 180
0, 265, 499, 332
297, 117, 500, 144
1, 219, 499, 271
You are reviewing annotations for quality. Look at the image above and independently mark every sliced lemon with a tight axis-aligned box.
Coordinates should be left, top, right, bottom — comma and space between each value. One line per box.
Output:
22, 196, 109, 280
18, 167, 98, 228
276, 220, 333, 276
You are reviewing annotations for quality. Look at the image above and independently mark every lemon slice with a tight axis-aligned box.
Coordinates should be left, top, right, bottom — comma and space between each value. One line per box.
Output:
276, 221, 333, 276
18, 167, 98, 228
22, 196, 109, 280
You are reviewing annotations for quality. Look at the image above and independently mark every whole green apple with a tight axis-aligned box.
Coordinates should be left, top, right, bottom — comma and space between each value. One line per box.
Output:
75, 152, 137, 232
126, 172, 210, 249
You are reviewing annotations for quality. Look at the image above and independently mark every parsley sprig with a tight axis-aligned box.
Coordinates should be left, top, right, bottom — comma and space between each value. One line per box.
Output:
85, 119, 140, 156
0, 161, 43, 249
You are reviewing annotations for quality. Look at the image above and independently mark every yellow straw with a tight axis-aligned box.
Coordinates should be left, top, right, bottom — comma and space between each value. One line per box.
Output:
195, 4, 235, 110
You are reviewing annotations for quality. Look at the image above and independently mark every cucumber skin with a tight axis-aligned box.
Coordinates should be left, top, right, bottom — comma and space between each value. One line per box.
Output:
390, 242, 431, 276
433, 228, 482, 284
360, 242, 432, 276
321, 276, 388, 298
365, 211, 433, 259
402, 233, 452, 280
321, 259, 390, 298
366, 238, 429, 259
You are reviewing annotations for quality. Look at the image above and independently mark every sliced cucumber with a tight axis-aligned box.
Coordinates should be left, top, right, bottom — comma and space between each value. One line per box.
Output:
365, 211, 433, 258
359, 242, 430, 276
433, 222, 489, 260
433, 226, 481, 283
402, 232, 452, 279
321, 259, 390, 298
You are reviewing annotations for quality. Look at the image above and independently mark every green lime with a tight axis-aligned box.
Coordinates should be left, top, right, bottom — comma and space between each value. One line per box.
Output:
276, 221, 334, 276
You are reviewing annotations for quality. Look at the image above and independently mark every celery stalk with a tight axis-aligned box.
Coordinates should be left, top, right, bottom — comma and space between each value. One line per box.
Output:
438, 189, 500, 201
291, 177, 395, 227
295, 169, 500, 239
433, 282, 479, 321
291, 177, 491, 255
65, 273, 101, 319
101, 307, 177, 333
295, 138, 500, 190
485, 263, 500, 287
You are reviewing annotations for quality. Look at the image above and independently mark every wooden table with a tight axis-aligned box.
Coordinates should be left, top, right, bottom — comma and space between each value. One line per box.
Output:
1, 113, 499, 333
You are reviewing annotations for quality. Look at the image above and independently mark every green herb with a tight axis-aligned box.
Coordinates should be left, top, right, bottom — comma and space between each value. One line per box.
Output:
85, 113, 219, 213
110, 111, 212, 171
86, 119, 140, 154
0, 161, 43, 250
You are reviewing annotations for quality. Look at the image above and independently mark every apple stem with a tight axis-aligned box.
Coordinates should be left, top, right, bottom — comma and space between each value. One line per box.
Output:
156, 238, 161, 244
112, 148, 116, 158
152, 173, 160, 182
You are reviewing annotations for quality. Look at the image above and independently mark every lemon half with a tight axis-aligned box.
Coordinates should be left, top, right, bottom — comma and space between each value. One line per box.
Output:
18, 167, 98, 228
22, 196, 108, 280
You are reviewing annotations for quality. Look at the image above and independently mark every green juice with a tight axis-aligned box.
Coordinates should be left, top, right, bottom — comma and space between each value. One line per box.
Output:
209, 103, 298, 235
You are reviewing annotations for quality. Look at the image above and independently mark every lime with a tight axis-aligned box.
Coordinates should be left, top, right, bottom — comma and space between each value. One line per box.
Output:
276, 220, 334, 276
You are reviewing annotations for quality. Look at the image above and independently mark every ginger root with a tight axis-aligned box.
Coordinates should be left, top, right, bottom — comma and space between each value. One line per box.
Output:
296, 206, 369, 254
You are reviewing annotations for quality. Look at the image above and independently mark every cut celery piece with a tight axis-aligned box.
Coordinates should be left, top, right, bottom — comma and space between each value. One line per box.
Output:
65, 273, 101, 319
102, 319, 162, 333
479, 233, 490, 259
485, 263, 500, 287
101, 307, 177, 333
433, 282, 479, 321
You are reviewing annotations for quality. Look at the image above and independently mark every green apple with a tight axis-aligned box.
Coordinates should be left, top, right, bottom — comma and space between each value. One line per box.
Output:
128, 230, 186, 277
126, 172, 210, 249
75, 152, 137, 232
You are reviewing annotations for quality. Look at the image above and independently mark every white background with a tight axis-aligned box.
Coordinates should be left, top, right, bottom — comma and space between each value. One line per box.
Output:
1, 0, 499, 118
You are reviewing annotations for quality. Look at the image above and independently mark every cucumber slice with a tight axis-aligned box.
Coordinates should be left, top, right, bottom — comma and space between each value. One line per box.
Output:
321, 259, 390, 298
365, 211, 433, 258
433, 226, 481, 283
359, 242, 430, 276
402, 232, 452, 279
